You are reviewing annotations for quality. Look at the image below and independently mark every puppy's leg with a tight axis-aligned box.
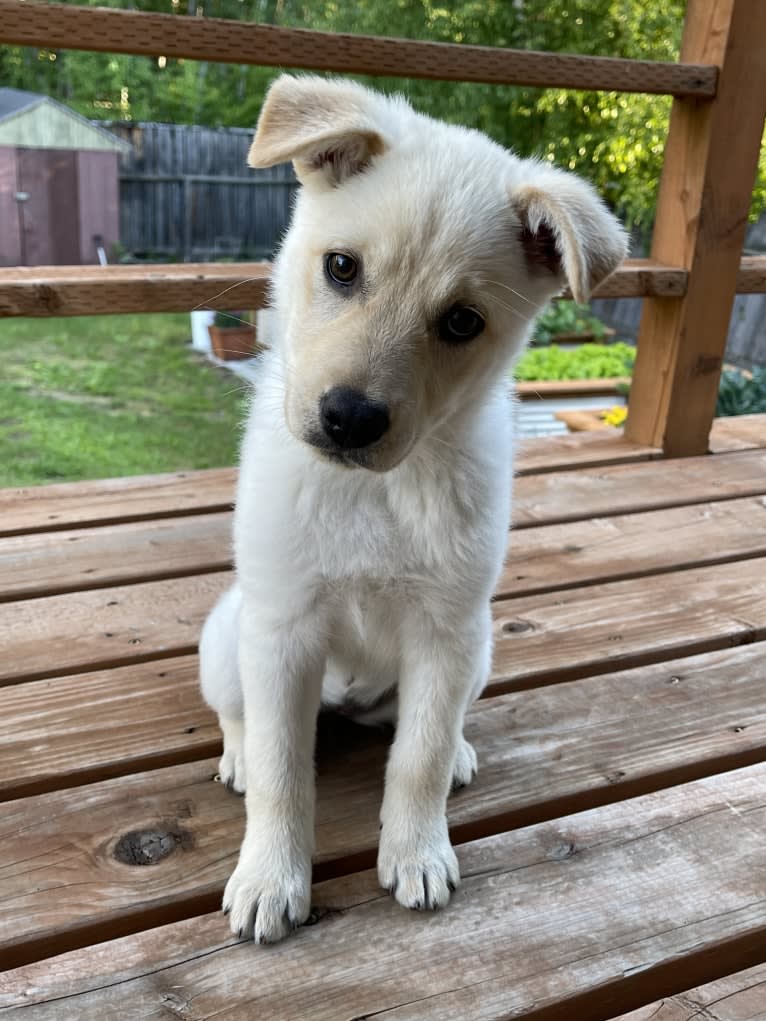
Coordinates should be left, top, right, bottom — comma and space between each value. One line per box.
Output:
378, 607, 490, 911
223, 598, 326, 945
199, 585, 246, 793
451, 734, 477, 791
451, 624, 490, 792
218, 715, 246, 794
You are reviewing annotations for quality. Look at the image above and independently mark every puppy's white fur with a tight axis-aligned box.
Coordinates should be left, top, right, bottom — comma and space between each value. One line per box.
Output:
200, 75, 626, 944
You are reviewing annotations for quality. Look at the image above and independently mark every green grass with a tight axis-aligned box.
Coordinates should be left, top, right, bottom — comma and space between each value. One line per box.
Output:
0, 314, 249, 487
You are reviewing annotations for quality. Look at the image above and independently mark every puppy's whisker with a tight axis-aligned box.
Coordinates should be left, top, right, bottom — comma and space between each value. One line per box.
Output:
191, 276, 271, 312
205, 312, 256, 329
482, 279, 542, 308
484, 293, 537, 327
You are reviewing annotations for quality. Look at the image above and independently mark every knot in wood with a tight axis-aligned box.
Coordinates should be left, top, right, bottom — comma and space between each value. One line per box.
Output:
113, 826, 192, 866
502, 619, 534, 635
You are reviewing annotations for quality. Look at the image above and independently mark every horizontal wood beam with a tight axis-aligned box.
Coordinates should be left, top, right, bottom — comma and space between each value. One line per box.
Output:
0, 262, 272, 317
737, 254, 766, 294
2, 257, 762, 319
0, 0, 717, 97
0, 260, 687, 317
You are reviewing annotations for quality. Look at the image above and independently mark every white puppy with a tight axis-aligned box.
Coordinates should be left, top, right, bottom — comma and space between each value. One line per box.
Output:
200, 75, 626, 944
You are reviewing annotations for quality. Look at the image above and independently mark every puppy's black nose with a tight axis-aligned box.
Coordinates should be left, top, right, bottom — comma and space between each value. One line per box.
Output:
320, 387, 390, 449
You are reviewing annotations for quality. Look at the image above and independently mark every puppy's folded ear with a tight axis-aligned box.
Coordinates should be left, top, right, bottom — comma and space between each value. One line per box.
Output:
248, 75, 387, 187
510, 162, 628, 303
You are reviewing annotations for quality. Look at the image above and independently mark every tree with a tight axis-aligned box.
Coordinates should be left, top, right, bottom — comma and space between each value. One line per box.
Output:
1, 0, 763, 227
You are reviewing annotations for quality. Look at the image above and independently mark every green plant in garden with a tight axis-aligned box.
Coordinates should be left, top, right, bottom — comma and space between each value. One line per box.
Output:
532, 301, 609, 345
716, 367, 766, 417
213, 311, 249, 328
515, 342, 636, 381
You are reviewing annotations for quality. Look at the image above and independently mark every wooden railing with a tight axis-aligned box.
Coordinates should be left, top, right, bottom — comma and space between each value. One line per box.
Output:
0, 0, 764, 457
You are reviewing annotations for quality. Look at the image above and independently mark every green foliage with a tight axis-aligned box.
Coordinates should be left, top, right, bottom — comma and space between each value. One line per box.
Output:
532, 301, 608, 345
716, 367, 766, 418
0, 313, 247, 486
515, 341, 635, 381
213, 310, 248, 328
3, 0, 763, 226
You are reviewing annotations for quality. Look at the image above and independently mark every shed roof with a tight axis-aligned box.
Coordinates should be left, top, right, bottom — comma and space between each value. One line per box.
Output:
0, 87, 44, 121
0, 89, 131, 153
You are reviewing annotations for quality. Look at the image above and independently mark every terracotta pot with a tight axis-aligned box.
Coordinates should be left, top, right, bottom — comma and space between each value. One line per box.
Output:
208, 324, 256, 361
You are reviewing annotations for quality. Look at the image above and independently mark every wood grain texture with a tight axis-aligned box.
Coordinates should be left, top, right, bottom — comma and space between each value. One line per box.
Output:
0, 467, 236, 538
5, 447, 766, 542
612, 962, 766, 1020
0, 259, 688, 317
0, 261, 271, 317
626, 0, 766, 456
737, 254, 766, 294
0, 1, 717, 97
489, 554, 766, 693
0, 512, 232, 600
511, 449, 766, 527
0, 571, 231, 686
708, 412, 766, 452
3, 548, 766, 696
5, 493, 766, 605
516, 377, 630, 400
515, 428, 660, 474
498, 494, 766, 598
0, 656, 219, 800
2, 645, 765, 969
1, 764, 763, 1018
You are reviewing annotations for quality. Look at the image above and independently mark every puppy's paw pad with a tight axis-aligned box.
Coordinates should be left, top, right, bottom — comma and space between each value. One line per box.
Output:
223, 859, 311, 944
451, 737, 478, 792
378, 832, 459, 912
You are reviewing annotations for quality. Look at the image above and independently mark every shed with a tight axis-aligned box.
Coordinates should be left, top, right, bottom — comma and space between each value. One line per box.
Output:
0, 88, 131, 266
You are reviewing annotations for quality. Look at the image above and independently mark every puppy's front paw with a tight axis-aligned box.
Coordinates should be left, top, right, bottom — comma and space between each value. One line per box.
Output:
378, 821, 459, 911
223, 849, 311, 944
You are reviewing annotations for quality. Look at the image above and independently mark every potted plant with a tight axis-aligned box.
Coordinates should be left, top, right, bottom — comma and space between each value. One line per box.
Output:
208, 310, 257, 361
532, 301, 614, 347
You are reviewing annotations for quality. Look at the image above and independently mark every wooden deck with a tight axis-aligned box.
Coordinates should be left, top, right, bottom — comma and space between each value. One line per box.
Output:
1, 419, 765, 1019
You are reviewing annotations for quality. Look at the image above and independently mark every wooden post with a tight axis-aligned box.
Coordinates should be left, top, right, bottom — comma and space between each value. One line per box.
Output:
625, 0, 766, 457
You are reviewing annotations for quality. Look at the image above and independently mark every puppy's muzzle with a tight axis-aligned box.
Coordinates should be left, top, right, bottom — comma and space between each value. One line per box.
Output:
319, 387, 390, 450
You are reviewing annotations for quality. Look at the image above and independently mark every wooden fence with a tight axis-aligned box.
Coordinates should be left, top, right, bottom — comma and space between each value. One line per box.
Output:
0, 0, 764, 457
103, 121, 297, 261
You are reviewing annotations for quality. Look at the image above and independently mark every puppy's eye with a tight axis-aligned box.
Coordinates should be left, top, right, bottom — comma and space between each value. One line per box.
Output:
438, 304, 485, 344
325, 252, 358, 286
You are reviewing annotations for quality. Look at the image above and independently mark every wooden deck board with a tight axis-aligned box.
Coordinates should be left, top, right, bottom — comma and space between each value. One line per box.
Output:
2, 644, 764, 968
2, 420, 766, 1015
6, 494, 766, 604
3, 448, 765, 540
5, 554, 766, 690
611, 962, 766, 1020
1, 765, 763, 1019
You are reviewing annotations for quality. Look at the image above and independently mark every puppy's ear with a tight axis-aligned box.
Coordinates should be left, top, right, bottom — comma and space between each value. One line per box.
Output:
510, 163, 628, 303
248, 75, 387, 186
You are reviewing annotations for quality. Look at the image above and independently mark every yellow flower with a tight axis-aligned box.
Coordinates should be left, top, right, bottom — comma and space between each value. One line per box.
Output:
601, 406, 628, 427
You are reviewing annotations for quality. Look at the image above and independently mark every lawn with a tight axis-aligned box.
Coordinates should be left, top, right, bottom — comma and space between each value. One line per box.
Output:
0, 313, 249, 487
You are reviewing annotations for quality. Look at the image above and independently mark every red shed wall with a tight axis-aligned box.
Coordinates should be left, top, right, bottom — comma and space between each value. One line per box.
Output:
0, 146, 22, 266
76, 150, 120, 264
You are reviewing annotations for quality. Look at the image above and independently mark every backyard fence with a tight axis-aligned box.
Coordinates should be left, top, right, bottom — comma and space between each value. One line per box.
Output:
103, 121, 297, 261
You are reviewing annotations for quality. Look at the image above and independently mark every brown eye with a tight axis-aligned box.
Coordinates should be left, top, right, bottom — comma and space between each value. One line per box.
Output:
438, 304, 485, 343
325, 252, 358, 286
